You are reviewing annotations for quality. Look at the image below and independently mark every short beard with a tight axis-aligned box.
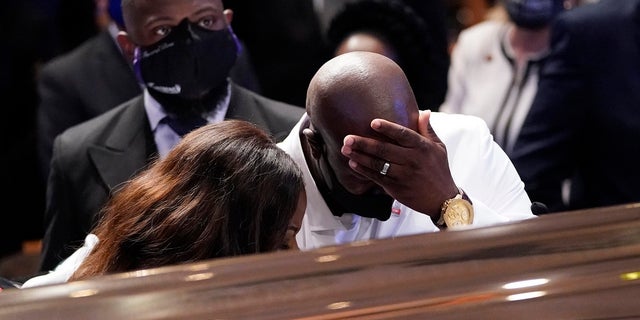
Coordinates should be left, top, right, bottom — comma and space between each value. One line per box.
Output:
150, 79, 229, 117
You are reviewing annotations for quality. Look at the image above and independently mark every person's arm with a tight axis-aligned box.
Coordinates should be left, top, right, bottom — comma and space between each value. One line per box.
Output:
341, 110, 457, 218
22, 234, 98, 288
341, 110, 534, 227
447, 113, 534, 226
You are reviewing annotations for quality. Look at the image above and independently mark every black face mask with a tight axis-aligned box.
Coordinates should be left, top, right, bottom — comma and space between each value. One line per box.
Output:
316, 153, 394, 221
504, 0, 565, 30
133, 19, 239, 116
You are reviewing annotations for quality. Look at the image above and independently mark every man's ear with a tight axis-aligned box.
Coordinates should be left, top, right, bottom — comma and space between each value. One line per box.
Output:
302, 128, 323, 160
116, 31, 137, 65
223, 9, 233, 24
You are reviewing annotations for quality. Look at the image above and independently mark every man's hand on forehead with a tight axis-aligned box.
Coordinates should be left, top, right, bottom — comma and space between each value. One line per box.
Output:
340, 110, 458, 216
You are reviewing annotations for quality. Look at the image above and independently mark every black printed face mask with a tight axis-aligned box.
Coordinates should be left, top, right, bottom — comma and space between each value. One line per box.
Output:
317, 152, 395, 221
133, 19, 240, 115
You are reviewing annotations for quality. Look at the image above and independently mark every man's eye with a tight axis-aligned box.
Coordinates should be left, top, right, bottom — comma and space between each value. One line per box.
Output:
154, 26, 171, 37
199, 17, 215, 29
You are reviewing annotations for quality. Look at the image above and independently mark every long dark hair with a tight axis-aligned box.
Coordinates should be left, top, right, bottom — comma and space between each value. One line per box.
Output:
70, 120, 304, 280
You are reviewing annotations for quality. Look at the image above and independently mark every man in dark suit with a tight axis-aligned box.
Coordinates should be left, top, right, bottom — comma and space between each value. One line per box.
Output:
39, 0, 305, 271
512, 0, 640, 213
37, 0, 261, 184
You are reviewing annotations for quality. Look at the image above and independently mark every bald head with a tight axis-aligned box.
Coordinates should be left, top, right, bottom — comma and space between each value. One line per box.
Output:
306, 51, 419, 144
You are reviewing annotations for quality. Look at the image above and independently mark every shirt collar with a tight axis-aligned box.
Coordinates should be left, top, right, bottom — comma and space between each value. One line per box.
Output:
278, 114, 349, 232
501, 24, 550, 63
144, 81, 232, 131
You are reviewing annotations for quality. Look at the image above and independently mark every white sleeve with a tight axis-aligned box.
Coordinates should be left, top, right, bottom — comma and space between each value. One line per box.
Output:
21, 234, 99, 288
434, 113, 536, 228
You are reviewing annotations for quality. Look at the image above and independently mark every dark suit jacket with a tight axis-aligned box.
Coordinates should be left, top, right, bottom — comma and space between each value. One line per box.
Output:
512, 0, 640, 212
39, 84, 305, 271
36, 30, 142, 182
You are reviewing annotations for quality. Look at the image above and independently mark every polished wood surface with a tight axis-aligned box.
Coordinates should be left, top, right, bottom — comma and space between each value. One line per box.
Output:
2, 203, 640, 319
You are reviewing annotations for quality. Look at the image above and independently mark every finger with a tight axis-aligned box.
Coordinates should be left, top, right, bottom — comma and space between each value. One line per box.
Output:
370, 118, 423, 148
418, 109, 444, 144
347, 159, 393, 186
342, 135, 407, 168
418, 109, 431, 138
342, 139, 391, 175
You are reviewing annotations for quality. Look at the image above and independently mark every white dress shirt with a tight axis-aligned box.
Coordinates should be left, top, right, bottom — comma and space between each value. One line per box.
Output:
145, 83, 231, 159
278, 112, 535, 251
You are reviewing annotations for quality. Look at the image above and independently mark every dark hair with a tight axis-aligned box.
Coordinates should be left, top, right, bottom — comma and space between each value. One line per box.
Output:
70, 120, 304, 280
327, 0, 441, 109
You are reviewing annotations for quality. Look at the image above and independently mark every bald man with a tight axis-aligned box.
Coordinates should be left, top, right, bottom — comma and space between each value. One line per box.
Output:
278, 51, 535, 250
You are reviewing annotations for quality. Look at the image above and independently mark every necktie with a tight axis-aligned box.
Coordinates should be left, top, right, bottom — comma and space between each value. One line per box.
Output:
163, 115, 208, 137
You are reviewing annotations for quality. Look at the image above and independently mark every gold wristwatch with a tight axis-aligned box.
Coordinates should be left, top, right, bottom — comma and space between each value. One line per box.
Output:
437, 187, 474, 229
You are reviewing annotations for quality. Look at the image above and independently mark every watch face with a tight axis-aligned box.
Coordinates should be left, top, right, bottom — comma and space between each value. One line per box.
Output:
444, 199, 474, 228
